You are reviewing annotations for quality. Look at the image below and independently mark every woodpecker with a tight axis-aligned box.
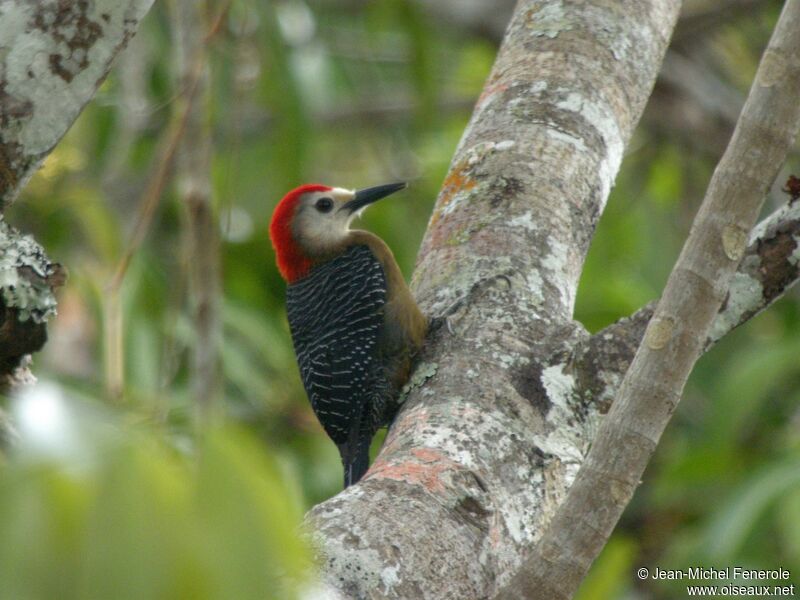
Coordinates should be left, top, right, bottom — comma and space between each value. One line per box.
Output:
270, 182, 427, 487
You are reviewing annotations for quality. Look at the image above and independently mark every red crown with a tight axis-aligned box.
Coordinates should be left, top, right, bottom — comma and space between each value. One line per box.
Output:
269, 184, 333, 282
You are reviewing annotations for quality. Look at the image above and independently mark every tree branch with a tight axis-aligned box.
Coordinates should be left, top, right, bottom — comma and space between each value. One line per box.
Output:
579, 190, 800, 405
308, 1, 681, 597
410, 0, 760, 156
412, 0, 770, 43
0, 0, 155, 209
173, 0, 223, 426
710, 195, 800, 343
496, 1, 800, 597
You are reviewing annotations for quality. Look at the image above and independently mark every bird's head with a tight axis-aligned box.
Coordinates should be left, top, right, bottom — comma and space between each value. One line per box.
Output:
269, 182, 406, 282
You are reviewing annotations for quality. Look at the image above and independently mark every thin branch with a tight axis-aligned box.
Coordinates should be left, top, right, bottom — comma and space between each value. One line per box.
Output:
709, 192, 800, 343
103, 287, 124, 402
101, 93, 195, 401
590, 192, 800, 382
102, 1, 229, 407
107, 0, 232, 293
174, 0, 222, 427
409, 0, 771, 43
105, 73, 201, 293
495, 2, 800, 598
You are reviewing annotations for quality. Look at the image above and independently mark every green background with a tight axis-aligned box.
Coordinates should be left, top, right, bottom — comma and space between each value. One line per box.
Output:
2, 1, 798, 597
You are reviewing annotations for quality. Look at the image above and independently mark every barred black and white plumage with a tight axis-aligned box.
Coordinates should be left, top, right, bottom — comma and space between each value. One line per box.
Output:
271, 183, 427, 488
287, 245, 393, 487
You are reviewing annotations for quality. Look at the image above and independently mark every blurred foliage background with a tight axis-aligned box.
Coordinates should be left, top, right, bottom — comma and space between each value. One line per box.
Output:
1, 0, 798, 597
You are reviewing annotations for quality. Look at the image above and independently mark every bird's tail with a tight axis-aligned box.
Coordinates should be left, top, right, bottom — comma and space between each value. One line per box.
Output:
340, 440, 370, 488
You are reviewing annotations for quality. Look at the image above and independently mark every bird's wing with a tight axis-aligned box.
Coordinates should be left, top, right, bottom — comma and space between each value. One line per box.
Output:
286, 245, 387, 445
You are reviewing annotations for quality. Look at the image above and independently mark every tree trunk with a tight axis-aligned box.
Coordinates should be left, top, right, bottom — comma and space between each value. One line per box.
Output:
496, 1, 800, 596
308, 0, 680, 596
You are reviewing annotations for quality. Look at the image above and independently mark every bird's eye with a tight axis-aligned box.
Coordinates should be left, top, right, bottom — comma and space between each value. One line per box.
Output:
315, 197, 334, 213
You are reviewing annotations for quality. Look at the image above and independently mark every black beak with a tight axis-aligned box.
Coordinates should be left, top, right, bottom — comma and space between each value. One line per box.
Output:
340, 182, 406, 214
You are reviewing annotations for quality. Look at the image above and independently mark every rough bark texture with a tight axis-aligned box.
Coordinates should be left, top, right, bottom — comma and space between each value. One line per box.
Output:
709, 197, 800, 343
0, 0, 154, 209
496, 1, 800, 597
413, 0, 758, 156
308, 1, 682, 597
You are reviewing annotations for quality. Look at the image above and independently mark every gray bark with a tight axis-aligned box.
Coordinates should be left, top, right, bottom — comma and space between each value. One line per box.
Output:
579, 193, 800, 410
496, 0, 800, 597
412, 0, 769, 42
411, 0, 758, 155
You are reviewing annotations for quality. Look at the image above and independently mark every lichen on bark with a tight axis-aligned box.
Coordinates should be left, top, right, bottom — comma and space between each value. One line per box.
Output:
0, 218, 62, 384
0, 219, 58, 323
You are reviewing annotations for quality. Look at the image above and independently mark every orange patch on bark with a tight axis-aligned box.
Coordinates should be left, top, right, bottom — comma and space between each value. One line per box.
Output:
477, 81, 508, 107
429, 165, 477, 229
489, 523, 503, 549
367, 448, 460, 495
